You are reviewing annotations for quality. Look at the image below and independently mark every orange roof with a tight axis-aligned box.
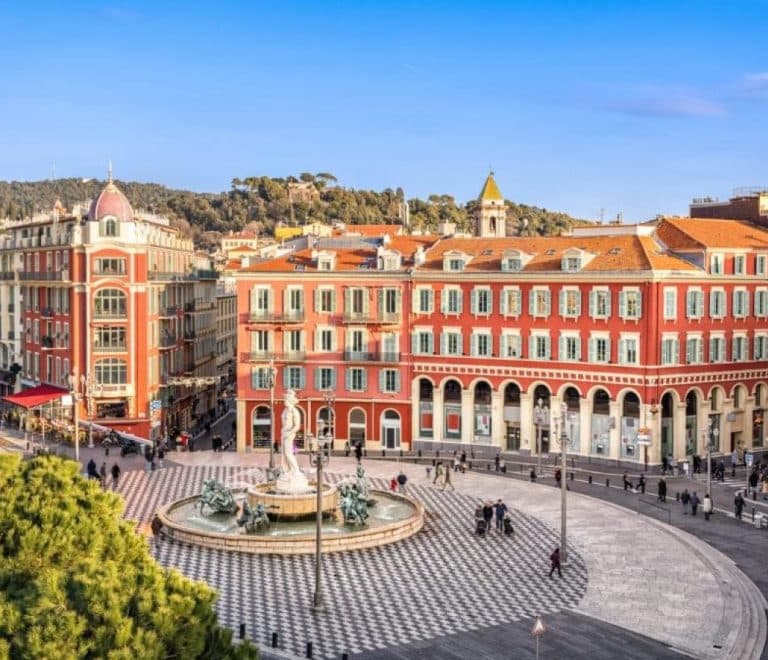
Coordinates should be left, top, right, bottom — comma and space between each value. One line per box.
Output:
656, 217, 768, 250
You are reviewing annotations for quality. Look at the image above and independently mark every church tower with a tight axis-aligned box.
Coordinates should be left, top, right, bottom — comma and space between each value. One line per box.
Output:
475, 172, 507, 237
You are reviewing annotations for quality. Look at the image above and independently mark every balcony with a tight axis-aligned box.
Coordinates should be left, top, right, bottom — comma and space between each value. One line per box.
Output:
245, 311, 305, 324
193, 269, 219, 280
41, 307, 54, 318
94, 268, 126, 277
0, 271, 14, 281
160, 305, 178, 318
160, 334, 177, 348
185, 300, 215, 313
343, 351, 400, 363
341, 312, 401, 325
19, 271, 66, 281
241, 351, 276, 363
93, 342, 126, 352
149, 271, 179, 282
93, 309, 127, 320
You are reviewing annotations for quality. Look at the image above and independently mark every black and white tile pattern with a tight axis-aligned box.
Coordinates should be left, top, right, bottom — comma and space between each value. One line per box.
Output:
118, 466, 588, 659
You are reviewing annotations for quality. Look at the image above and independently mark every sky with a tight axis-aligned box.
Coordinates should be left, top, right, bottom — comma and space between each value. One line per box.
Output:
0, 0, 767, 221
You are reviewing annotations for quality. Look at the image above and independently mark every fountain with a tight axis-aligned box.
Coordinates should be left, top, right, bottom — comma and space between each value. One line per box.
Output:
155, 391, 423, 554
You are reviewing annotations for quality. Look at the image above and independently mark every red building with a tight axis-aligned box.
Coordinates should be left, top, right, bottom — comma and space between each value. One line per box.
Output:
233, 175, 768, 466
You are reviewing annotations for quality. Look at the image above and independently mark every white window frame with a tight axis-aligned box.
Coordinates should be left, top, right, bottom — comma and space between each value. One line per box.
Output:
559, 287, 581, 318
413, 286, 434, 314
618, 332, 640, 365
663, 287, 677, 320
559, 331, 581, 362
710, 288, 726, 319
530, 331, 551, 360
710, 253, 724, 275
754, 333, 768, 361
732, 334, 748, 362
441, 328, 462, 356
619, 287, 642, 320
413, 327, 433, 356
500, 286, 521, 317
686, 287, 704, 320
472, 286, 492, 316
709, 334, 726, 363
755, 288, 768, 318
500, 331, 521, 358
734, 254, 746, 275
756, 254, 767, 276
660, 333, 679, 366
733, 288, 748, 319
685, 333, 704, 365
471, 329, 493, 357
589, 287, 611, 320
316, 326, 336, 353
530, 286, 551, 319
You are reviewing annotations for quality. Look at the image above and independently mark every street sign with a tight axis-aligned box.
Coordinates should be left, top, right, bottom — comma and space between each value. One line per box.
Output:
746, 452, 754, 468
531, 616, 546, 637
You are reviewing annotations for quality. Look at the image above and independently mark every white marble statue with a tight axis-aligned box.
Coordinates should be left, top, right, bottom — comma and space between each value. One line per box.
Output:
276, 390, 309, 493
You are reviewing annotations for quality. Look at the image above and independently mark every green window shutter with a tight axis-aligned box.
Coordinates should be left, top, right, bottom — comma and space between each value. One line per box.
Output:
698, 340, 704, 363
544, 292, 551, 316
298, 290, 304, 312
250, 287, 258, 311
487, 289, 493, 314
283, 368, 290, 389
575, 292, 581, 316
427, 333, 434, 354
635, 292, 642, 317
605, 293, 611, 317
558, 290, 565, 316
394, 371, 401, 393
440, 333, 447, 355
528, 290, 535, 316
314, 368, 321, 390
500, 290, 508, 315
529, 336, 536, 359
619, 291, 627, 317
617, 338, 625, 364
672, 341, 679, 364
427, 289, 434, 312
360, 370, 367, 390
314, 289, 320, 312
362, 288, 370, 314
575, 337, 581, 361
456, 290, 463, 313
298, 367, 305, 389
329, 290, 336, 313
686, 291, 694, 317
345, 368, 352, 391
377, 289, 383, 315
501, 334, 508, 357
330, 369, 337, 390
344, 288, 351, 314
544, 336, 551, 359
378, 370, 386, 393
440, 290, 448, 313
709, 338, 715, 362
588, 290, 595, 317
470, 288, 477, 314
686, 339, 693, 363
283, 289, 289, 314
558, 336, 565, 359
395, 289, 402, 313
709, 290, 717, 315
411, 333, 419, 354
588, 338, 595, 362
470, 334, 478, 356
697, 291, 704, 316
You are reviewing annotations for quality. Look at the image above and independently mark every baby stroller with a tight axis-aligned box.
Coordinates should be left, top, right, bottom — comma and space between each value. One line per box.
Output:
475, 517, 488, 538
503, 515, 514, 537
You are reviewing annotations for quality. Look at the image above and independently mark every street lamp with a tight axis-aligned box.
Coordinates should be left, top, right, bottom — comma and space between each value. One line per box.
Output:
705, 417, 719, 498
322, 389, 336, 452
307, 430, 330, 613
267, 360, 276, 470
533, 398, 549, 478
553, 402, 569, 564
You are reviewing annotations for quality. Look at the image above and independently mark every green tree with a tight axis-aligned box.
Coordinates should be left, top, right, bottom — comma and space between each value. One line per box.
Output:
0, 454, 257, 660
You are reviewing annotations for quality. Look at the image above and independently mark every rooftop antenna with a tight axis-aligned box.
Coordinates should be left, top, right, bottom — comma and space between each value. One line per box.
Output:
599, 208, 605, 223
108, 160, 113, 184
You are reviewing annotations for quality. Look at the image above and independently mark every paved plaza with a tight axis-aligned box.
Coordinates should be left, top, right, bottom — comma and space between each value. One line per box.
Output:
109, 452, 766, 660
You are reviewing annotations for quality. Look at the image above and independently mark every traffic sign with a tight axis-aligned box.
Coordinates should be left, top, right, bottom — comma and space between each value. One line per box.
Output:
746, 452, 754, 467
531, 616, 546, 637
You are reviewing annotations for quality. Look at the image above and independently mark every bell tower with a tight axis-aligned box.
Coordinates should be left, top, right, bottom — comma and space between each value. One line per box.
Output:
475, 172, 506, 237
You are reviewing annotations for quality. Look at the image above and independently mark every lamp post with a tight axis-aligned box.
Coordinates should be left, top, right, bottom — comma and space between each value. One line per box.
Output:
553, 402, 569, 564
705, 418, 719, 498
322, 389, 336, 452
67, 371, 80, 463
80, 373, 100, 449
267, 359, 275, 470
533, 398, 548, 478
308, 430, 330, 613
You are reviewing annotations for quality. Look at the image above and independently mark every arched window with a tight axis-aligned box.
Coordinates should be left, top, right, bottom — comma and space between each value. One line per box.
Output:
418, 379, 433, 438
100, 217, 118, 237
349, 408, 366, 446
95, 358, 127, 385
94, 288, 126, 318
381, 409, 401, 449
252, 405, 271, 449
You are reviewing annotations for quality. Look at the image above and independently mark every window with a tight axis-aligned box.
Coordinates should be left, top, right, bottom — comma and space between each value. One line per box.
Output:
709, 336, 725, 363
503, 257, 522, 272
589, 288, 611, 319
251, 367, 270, 389
471, 287, 492, 315
346, 288, 368, 316
471, 332, 492, 357
95, 358, 127, 384
529, 334, 551, 360
380, 288, 400, 317
316, 288, 335, 313
379, 369, 400, 393
559, 288, 581, 317
710, 289, 726, 318
94, 326, 126, 350
94, 288, 126, 317
733, 335, 748, 362
660, 337, 679, 365
589, 336, 611, 363
447, 258, 465, 271
347, 329, 365, 354
283, 366, 305, 390
562, 254, 581, 272
318, 328, 334, 352
415, 288, 434, 314
685, 336, 703, 364
755, 334, 768, 361
286, 287, 304, 312
99, 217, 119, 237
734, 255, 746, 275
619, 289, 641, 319
710, 254, 723, 274
529, 288, 551, 317
755, 289, 768, 317
756, 255, 767, 276
286, 330, 303, 353
663, 288, 677, 320
251, 330, 270, 354
500, 287, 521, 316
346, 368, 366, 392
686, 289, 704, 319
501, 333, 521, 358
315, 367, 336, 390
441, 288, 463, 314
441, 331, 462, 356
559, 335, 581, 361
618, 336, 638, 365
413, 330, 434, 355
95, 258, 126, 275
733, 289, 749, 318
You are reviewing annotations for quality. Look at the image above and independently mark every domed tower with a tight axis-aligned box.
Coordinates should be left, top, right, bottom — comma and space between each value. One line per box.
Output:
475, 172, 506, 237
88, 165, 133, 234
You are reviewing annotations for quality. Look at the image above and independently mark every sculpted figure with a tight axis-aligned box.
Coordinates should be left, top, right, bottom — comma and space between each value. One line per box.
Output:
275, 390, 309, 492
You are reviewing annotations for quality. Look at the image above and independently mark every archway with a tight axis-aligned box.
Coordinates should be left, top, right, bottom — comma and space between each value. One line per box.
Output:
252, 405, 271, 449
708, 388, 723, 454
590, 389, 611, 456
418, 378, 434, 438
443, 379, 462, 441
685, 391, 698, 456
731, 384, 748, 453
533, 384, 551, 454
563, 387, 581, 453
381, 409, 401, 449
349, 408, 366, 447
317, 406, 335, 442
473, 381, 492, 443
661, 392, 675, 459
621, 392, 640, 460
754, 384, 766, 448
504, 383, 521, 450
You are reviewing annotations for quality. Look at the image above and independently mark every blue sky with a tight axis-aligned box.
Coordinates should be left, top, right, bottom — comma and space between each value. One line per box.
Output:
0, 1, 766, 221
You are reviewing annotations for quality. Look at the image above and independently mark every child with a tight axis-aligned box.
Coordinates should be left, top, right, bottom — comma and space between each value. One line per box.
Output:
389, 476, 398, 492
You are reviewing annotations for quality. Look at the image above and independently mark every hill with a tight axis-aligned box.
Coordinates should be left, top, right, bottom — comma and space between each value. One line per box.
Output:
0, 173, 589, 249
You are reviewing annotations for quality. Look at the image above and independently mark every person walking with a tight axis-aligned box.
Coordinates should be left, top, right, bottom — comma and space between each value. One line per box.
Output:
494, 499, 508, 532
732, 448, 740, 477
453, 454, 461, 472
658, 477, 667, 503
734, 491, 745, 519
396, 471, 407, 494
494, 454, 500, 472
111, 462, 121, 490
433, 462, 443, 485
158, 446, 165, 469
86, 458, 98, 480
702, 493, 713, 521
99, 462, 107, 488
749, 469, 759, 495
482, 501, 494, 531
661, 455, 669, 476
762, 476, 768, 501
622, 471, 633, 491
442, 464, 454, 491
389, 476, 398, 492
354, 441, 363, 463
638, 474, 646, 494
681, 488, 691, 514
555, 468, 562, 489
549, 547, 562, 578
690, 491, 700, 516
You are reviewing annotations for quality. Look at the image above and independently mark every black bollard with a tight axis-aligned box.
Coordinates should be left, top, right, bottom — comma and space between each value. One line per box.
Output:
306, 642, 313, 658
239, 623, 245, 639
471, 450, 475, 459
363, 449, 367, 457
436, 450, 440, 458
487, 463, 491, 471
272, 632, 278, 648
605, 478, 610, 488
753, 490, 757, 501
418, 449, 422, 458
400, 449, 403, 457
382, 450, 386, 457
588, 475, 592, 485
342, 655, 349, 660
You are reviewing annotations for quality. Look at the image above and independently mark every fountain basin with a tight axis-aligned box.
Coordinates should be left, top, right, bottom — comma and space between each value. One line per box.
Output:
248, 480, 338, 519
156, 489, 423, 555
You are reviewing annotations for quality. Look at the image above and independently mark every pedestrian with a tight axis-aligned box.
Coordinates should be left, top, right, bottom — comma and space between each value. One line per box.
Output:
158, 446, 165, 469
494, 499, 507, 532
530, 467, 537, 482
494, 454, 500, 472
749, 469, 759, 494
622, 471, 633, 491
453, 455, 461, 472
681, 488, 691, 514
111, 462, 121, 489
354, 442, 363, 463
86, 458, 98, 480
734, 491, 745, 519
549, 547, 562, 578
657, 477, 667, 503
762, 477, 768, 501
344, 441, 350, 457
638, 474, 646, 494
389, 476, 398, 492
99, 461, 107, 488
555, 468, 562, 488
433, 462, 443, 484
460, 450, 467, 468
690, 491, 700, 516
425, 465, 432, 481
482, 501, 494, 531
661, 455, 669, 476
442, 465, 455, 491
396, 471, 407, 493
499, 458, 506, 473
703, 493, 713, 521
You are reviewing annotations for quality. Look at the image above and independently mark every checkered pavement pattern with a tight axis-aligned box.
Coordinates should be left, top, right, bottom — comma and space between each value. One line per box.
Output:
118, 466, 588, 659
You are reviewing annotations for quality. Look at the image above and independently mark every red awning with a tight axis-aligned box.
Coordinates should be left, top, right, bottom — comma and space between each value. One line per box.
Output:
2, 385, 69, 409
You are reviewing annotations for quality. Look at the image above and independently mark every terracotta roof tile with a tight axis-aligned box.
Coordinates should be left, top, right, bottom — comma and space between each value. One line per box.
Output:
657, 217, 768, 250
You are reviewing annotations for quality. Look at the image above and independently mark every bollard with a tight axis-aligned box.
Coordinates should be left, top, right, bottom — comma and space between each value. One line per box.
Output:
487, 463, 491, 471
400, 449, 403, 457
306, 642, 313, 658
588, 475, 592, 485
272, 632, 279, 648
469, 461, 473, 470
471, 450, 475, 459
570, 471, 574, 481
520, 463, 523, 473
26, 441, 30, 451
418, 449, 422, 458
239, 623, 245, 639
363, 449, 367, 457
753, 490, 757, 501
436, 450, 440, 458
752, 507, 756, 522
432, 458, 436, 466
606, 478, 610, 488
382, 450, 386, 457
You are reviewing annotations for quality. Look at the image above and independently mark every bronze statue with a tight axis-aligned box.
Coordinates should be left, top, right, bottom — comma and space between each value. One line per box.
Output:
339, 483, 369, 525
237, 501, 271, 533
197, 478, 238, 515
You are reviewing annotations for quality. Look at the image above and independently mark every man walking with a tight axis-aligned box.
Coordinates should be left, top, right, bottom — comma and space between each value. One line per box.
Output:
482, 501, 494, 532
690, 491, 700, 516
494, 499, 508, 532
681, 488, 691, 514
703, 493, 713, 521
735, 491, 745, 519
111, 462, 121, 490
99, 462, 107, 488
354, 441, 362, 463
638, 474, 646, 494
396, 471, 407, 493
657, 477, 667, 503
442, 464, 454, 491
433, 462, 443, 484
622, 471, 633, 491
549, 548, 562, 578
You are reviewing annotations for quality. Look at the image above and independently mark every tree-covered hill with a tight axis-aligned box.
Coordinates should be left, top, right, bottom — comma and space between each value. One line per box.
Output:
0, 173, 589, 250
